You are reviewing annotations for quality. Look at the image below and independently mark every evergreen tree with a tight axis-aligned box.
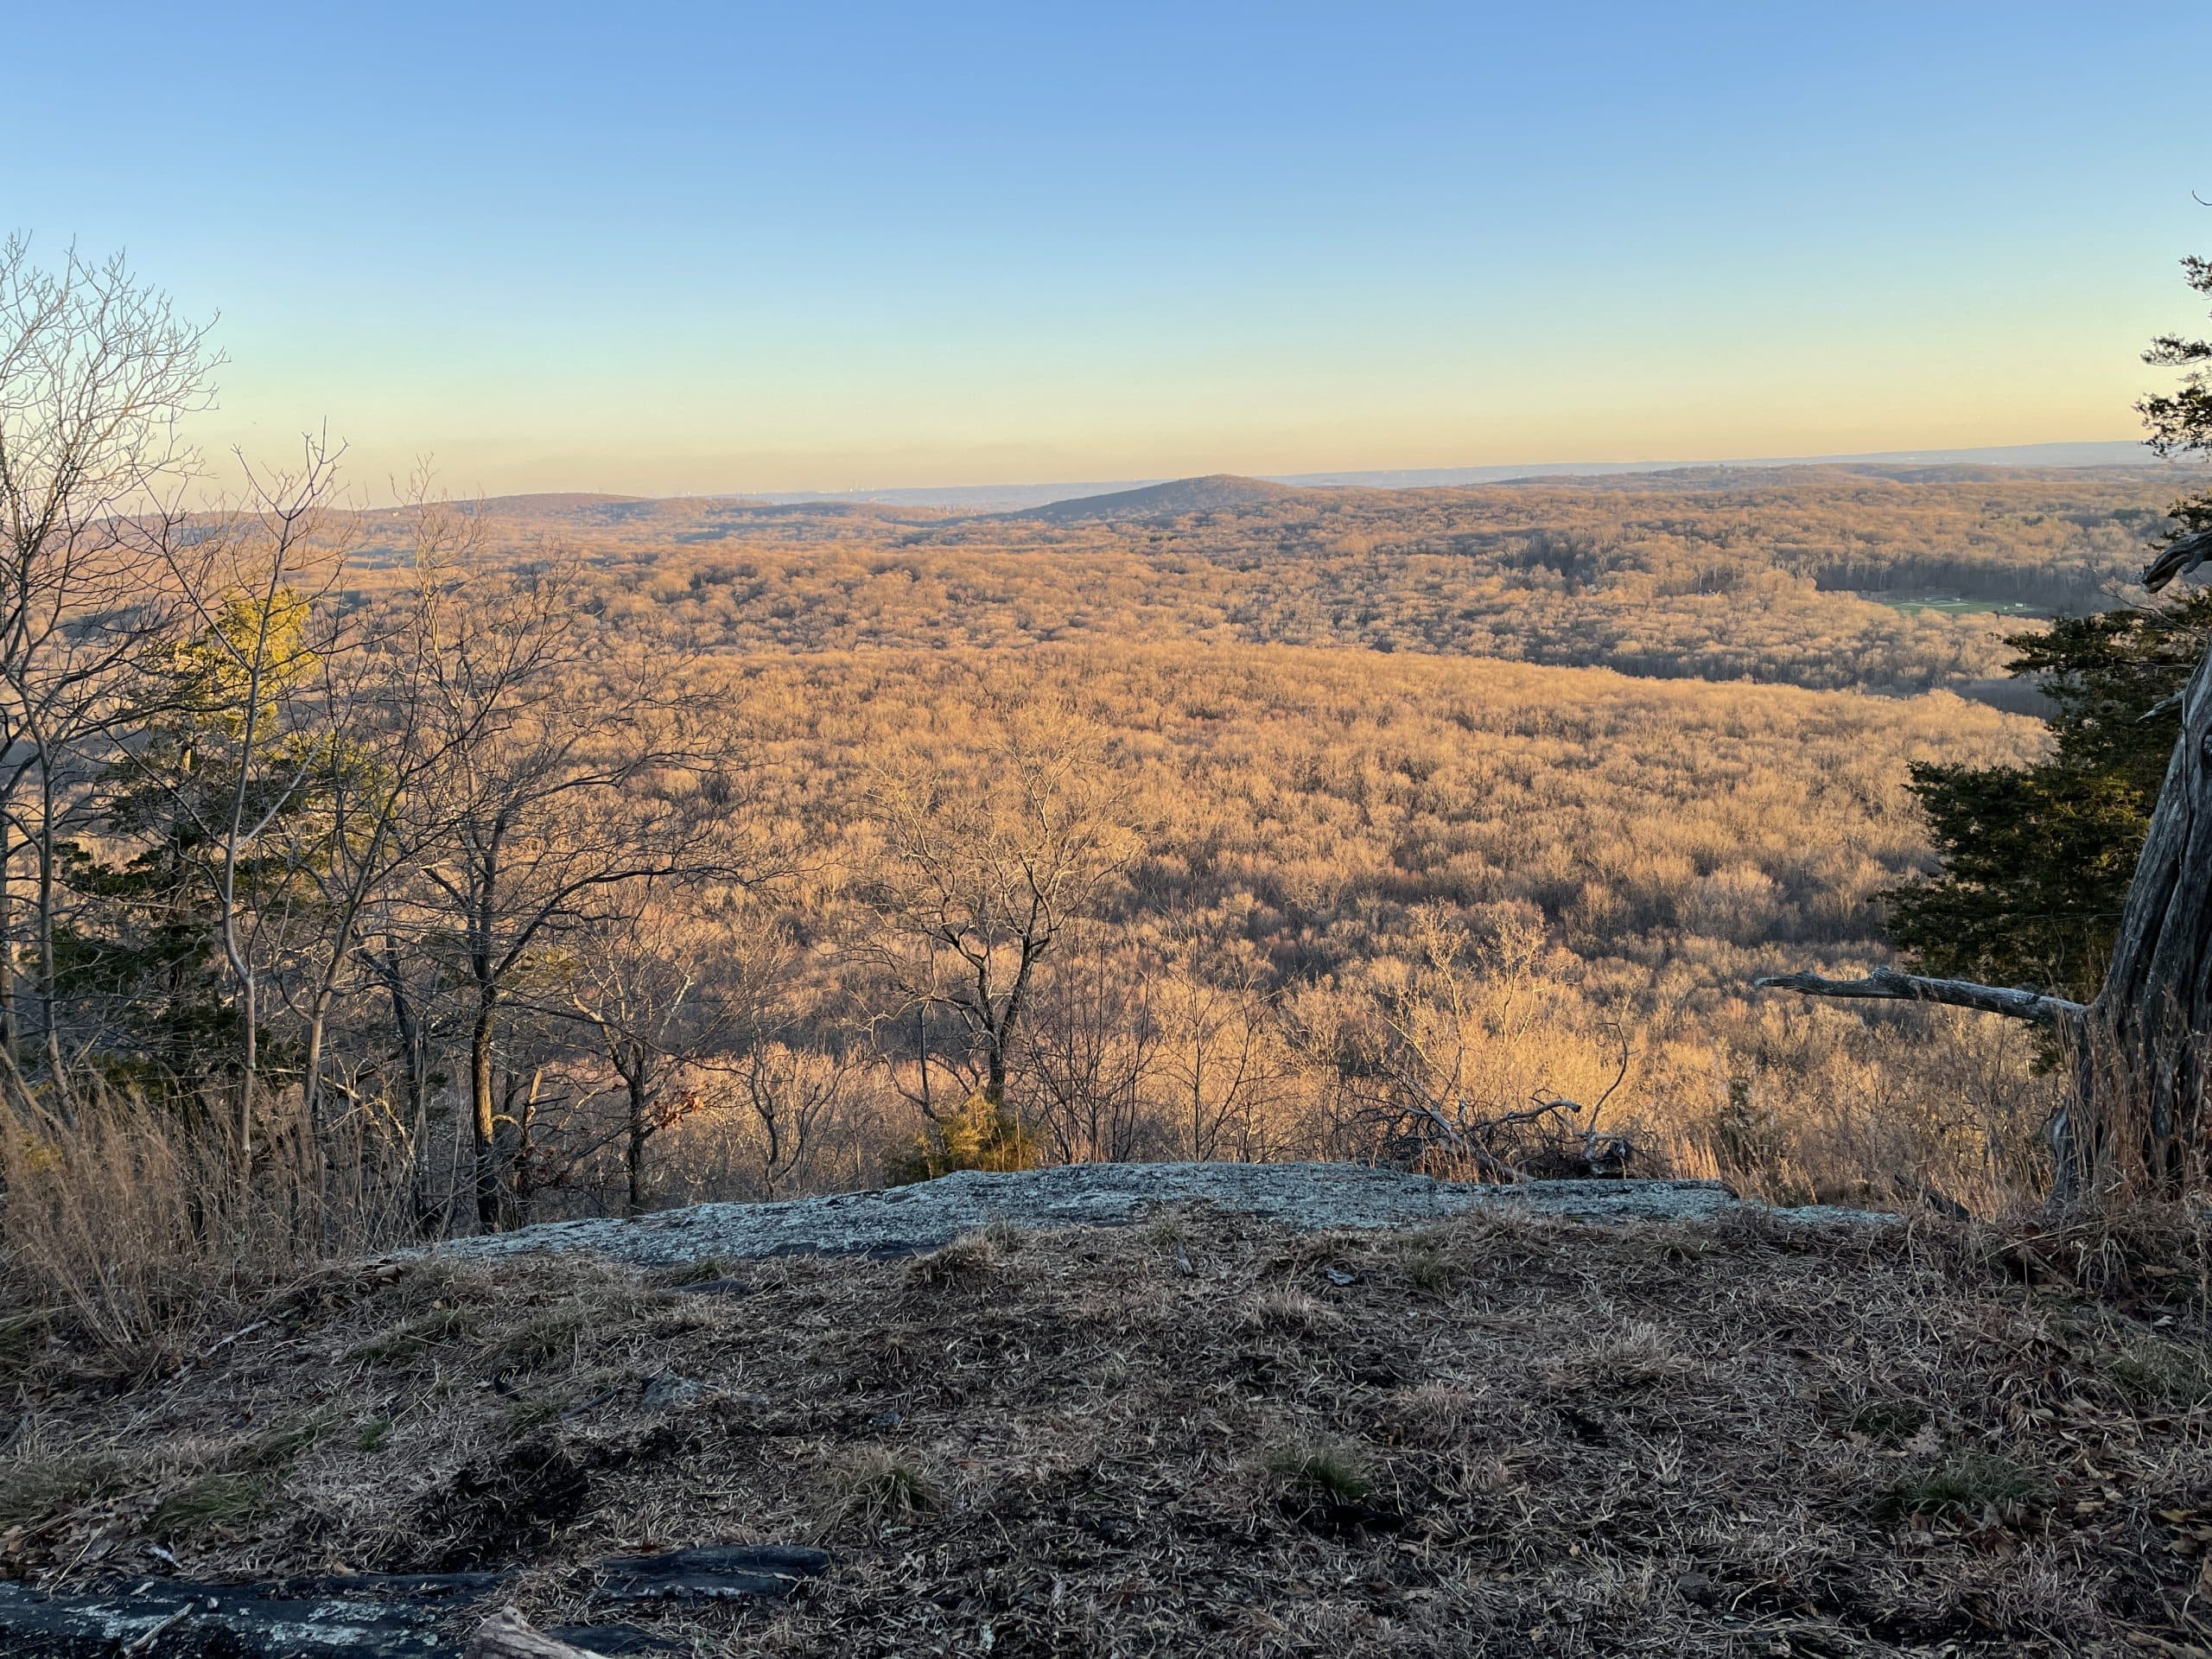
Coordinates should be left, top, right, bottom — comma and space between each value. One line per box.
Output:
66, 591, 336, 1097
1886, 594, 2212, 1001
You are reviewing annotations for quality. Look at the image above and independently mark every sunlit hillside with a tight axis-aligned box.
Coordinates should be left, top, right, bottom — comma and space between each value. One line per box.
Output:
359, 464, 2202, 707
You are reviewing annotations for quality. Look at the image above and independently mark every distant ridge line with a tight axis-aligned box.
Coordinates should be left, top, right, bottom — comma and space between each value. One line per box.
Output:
1272, 440, 2157, 490
725, 440, 2160, 512
1010, 473, 1301, 524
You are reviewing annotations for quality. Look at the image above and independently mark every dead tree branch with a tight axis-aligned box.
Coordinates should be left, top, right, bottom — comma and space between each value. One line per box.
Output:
1755, 965, 2086, 1027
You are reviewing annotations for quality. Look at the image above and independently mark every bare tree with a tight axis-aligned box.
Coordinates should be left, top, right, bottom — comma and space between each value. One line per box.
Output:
399, 563, 741, 1230
132, 435, 352, 1186
860, 710, 1138, 1127
1020, 937, 1161, 1163
267, 482, 505, 1164
556, 899, 769, 1216
1154, 965, 1286, 1162
731, 1039, 866, 1198
353, 923, 465, 1235
0, 238, 217, 1098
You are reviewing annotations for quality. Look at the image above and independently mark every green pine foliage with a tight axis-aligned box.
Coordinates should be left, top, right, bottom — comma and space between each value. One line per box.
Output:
1885, 597, 2212, 1001
58, 591, 352, 1098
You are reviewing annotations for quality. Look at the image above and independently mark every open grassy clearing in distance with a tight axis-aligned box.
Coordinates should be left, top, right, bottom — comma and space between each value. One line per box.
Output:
5, 1205, 2209, 1656
1866, 595, 2041, 618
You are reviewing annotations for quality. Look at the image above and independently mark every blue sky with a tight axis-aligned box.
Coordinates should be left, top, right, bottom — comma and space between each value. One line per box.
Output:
12, 2, 2211, 494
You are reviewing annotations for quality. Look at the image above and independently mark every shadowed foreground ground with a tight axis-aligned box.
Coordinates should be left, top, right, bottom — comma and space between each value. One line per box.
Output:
3, 1188, 2209, 1656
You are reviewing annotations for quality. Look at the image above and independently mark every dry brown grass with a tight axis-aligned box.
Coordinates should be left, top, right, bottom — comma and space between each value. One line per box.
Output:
0, 1089, 433, 1379
0, 1098, 312, 1372
3, 1205, 2209, 1654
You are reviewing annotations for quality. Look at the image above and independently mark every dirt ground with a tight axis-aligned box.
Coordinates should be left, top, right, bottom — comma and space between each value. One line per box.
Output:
4, 1200, 2211, 1656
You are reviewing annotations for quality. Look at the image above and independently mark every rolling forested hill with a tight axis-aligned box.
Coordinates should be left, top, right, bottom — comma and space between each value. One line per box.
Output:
366, 463, 2200, 703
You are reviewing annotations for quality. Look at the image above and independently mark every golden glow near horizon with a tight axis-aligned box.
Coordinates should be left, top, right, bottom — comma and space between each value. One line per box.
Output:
189, 296, 2161, 499
17, 4, 2206, 499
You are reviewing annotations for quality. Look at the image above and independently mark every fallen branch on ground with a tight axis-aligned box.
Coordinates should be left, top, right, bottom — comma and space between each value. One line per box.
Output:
467, 1606, 607, 1659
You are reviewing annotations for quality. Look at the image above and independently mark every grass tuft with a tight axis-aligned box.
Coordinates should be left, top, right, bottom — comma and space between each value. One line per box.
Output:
1264, 1440, 1372, 1505
2108, 1335, 2212, 1408
488, 1306, 590, 1369
1888, 1450, 2043, 1519
834, 1448, 938, 1528
660, 1256, 734, 1288
0, 1310, 47, 1379
140, 1408, 340, 1541
500, 1393, 570, 1433
1395, 1230, 1471, 1295
1580, 1321, 1698, 1388
1141, 1214, 1188, 1248
242, 1409, 340, 1471
149, 1471, 270, 1540
347, 1305, 476, 1363
905, 1231, 1000, 1287
0, 1452, 125, 1530
1242, 1287, 1334, 1335
1845, 1396, 1931, 1443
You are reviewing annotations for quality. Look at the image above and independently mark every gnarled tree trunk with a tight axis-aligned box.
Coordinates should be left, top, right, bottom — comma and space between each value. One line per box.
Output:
2056, 645, 2212, 1198
1760, 646, 2212, 1204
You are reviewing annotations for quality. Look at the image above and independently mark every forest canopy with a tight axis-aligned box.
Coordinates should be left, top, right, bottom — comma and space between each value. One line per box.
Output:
349, 462, 2198, 702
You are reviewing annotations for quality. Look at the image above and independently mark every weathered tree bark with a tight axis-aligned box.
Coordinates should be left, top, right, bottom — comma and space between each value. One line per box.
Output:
471, 985, 503, 1231
624, 1070, 652, 1218
0, 1544, 827, 1656
467, 1606, 608, 1659
1759, 646, 2212, 1203
2141, 524, 2212, 594
2058, 644, 2212, 1197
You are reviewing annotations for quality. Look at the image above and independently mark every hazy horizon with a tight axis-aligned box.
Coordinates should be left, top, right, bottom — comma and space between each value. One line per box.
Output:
362, 440, 2160, 515
674, 438, 2174, 506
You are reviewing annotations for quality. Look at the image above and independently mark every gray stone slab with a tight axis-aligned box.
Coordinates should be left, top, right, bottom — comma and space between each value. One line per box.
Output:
429, 1164, 1892, 1268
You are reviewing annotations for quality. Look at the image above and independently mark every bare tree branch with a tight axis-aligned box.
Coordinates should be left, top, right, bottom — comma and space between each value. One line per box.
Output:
1755, 964, 2086, 1027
